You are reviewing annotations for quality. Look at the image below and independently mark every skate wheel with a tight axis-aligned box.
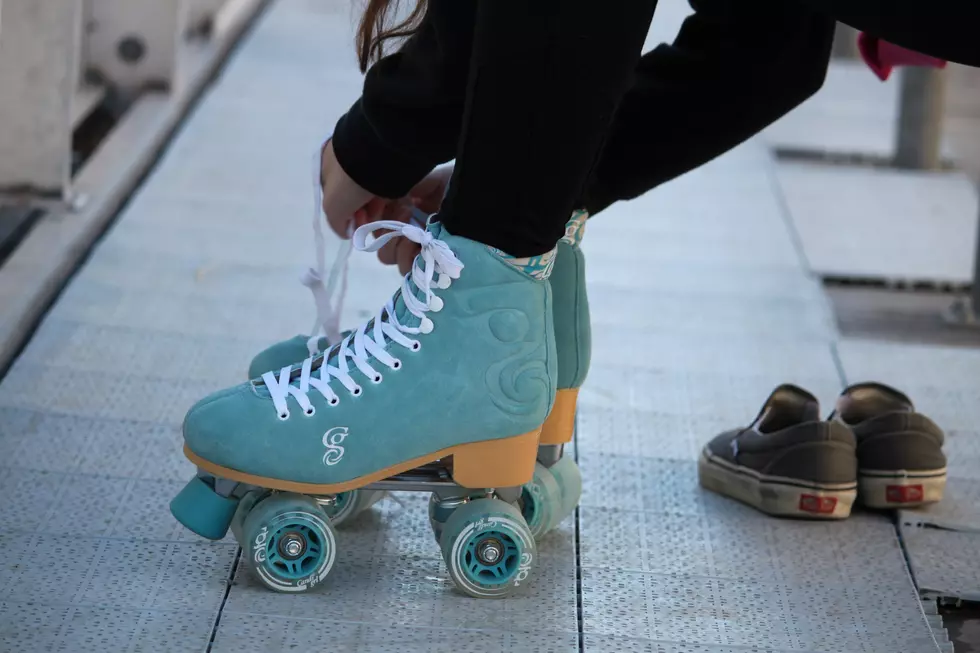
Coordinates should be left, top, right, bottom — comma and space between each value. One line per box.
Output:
241, 492, 337, 593
519, 463, 563, 539
547, 455, 582, 527
170, 476, 239, 541
323, 490, 385, 527
439, 498, 535, 599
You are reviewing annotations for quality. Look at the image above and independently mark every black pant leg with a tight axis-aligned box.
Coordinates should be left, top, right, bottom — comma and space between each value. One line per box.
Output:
582, 0, 835, 215
437, 0, 658, 257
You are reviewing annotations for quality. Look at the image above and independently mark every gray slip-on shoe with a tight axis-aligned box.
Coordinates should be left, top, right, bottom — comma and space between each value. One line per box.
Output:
699, 384, 858, 519
830, 382, 946, 509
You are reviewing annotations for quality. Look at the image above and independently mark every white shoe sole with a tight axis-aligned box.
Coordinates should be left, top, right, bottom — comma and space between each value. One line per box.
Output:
858, 468, 946, 509
698, 449, 857, 520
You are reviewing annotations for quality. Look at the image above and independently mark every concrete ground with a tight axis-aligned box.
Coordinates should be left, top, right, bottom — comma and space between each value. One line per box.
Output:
0, 1, 977, 651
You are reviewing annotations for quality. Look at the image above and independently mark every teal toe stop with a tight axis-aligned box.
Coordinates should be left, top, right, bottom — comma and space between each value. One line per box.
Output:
171, 477, 239, 541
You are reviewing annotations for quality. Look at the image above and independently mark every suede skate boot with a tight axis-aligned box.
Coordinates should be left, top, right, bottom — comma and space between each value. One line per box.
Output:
829, 382, 946, 509
431, 211, 590, 541
249, 212, 591, 538
174, 220, 556, 597
530, 210, 589, 531
699, 385, 858, 519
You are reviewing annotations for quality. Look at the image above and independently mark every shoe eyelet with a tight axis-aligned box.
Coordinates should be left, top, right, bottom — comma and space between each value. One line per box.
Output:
304, 406, 316, 417
329, 397, 339, 406
391, 359, 402, 370
411, 341, 421, 352
429, 296, 444, 312
419, 318, 434, 334
277, 411, 290, 421
352, 386, 362, 397
372, 374, 383, 384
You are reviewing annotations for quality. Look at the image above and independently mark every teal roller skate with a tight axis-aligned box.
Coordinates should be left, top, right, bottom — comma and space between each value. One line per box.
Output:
171, 220, 553, 598
234, 211, 592, 542
524, 209, 589, 535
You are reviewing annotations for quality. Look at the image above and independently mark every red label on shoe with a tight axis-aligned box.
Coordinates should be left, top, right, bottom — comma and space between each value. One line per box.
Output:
886, 485, 924, 503
799, 494, 838, 514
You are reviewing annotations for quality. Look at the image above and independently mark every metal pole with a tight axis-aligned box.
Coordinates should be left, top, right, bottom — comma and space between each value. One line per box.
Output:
894, 67, 947, 170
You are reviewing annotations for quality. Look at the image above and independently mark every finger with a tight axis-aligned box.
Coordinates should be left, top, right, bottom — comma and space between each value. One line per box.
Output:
363, 197, 388, 222
413, 183, 448, 214
381, 199, 414, 224
377, 235, 400, 266
323, 193, 360, 237
396, 238, 420, 276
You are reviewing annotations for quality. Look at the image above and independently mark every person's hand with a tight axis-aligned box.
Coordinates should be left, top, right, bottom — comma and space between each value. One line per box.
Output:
374, 165, 454, 275
319, 139, 380, 238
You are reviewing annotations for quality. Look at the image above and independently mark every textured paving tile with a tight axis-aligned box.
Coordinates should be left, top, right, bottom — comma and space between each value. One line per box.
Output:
580, 566, 941, 653
776, 162, 978, 283
833, 338, 980, 603
575, 457, 940, 652
899, 477, 980, 532
0, 602, 219, 653
223, 494, 578, 635
579, 365, 842, 425
901, 524, 980, 602
591, 334, 841, 384
212, 615, 579, 653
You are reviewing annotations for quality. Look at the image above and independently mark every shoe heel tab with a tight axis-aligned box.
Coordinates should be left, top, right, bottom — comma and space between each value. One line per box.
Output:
825, 420, 857, 445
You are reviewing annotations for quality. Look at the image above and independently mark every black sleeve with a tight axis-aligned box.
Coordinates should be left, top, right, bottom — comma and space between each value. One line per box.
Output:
582, 0, 835, 215
800, 0, 980, 68
332, 0, 476, 199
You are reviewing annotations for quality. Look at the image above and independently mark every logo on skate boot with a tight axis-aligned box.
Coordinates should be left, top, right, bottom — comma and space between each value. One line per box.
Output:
322, 427, 349, 466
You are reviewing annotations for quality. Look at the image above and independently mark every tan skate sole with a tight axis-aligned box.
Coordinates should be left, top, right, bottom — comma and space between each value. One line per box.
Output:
185, 427, 541, 494
698, 449, 857, 520
858, 468, 946, 509
540, 388, 579, 446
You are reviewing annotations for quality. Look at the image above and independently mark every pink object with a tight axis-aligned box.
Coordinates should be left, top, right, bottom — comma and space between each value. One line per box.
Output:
857, 32, 947, 81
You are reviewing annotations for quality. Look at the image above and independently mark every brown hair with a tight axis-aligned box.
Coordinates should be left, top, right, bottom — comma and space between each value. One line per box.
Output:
356, 0, 428, 73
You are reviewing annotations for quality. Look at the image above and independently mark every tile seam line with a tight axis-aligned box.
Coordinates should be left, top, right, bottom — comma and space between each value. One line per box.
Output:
206, 548, 242, 652
760, 139, 846, 343
759, 142, 820, 276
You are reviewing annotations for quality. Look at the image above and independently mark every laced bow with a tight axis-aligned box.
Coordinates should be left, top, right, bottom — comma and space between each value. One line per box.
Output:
263, 220, 463, 419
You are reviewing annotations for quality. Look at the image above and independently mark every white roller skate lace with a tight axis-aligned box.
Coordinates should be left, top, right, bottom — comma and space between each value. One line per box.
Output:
300, 149, 428, 356
300, 148, 352, 355
263, 220, 464, 419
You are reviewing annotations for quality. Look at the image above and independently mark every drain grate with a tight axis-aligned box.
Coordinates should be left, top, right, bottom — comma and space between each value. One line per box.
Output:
822, 274, 970, 295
